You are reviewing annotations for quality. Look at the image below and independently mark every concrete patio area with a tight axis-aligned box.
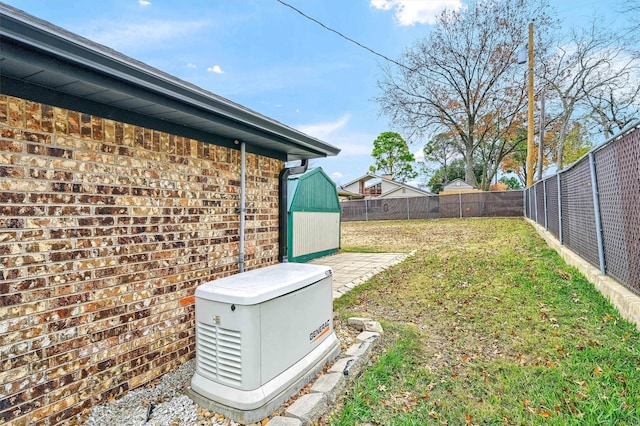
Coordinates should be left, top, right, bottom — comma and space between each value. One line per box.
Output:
309, 251, 415, 299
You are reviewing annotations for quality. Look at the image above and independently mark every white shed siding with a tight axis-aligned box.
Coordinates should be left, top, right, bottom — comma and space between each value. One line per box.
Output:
292, 212, 340, 258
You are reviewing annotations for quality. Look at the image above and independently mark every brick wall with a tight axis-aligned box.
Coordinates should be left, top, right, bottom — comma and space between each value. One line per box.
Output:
0, 95, 283, 425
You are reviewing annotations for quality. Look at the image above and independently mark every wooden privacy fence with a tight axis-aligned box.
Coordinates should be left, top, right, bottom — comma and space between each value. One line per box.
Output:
341, 190, 524, 222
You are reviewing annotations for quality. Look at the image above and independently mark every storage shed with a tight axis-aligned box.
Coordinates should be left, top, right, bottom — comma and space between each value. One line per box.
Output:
287, 168, 341, 262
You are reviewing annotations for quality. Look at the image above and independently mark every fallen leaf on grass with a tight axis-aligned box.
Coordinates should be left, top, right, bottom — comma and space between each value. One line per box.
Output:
377, 384, 387, 392
593, 365, 603, 375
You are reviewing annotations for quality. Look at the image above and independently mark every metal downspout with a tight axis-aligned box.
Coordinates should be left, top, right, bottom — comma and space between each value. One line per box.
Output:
278, 160, 308, 263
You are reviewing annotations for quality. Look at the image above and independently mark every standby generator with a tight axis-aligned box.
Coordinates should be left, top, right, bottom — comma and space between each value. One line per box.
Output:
190, 263, 340, 421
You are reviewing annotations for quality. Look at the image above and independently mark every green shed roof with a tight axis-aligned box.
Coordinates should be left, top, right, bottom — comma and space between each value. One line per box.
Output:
287, 168, 340, 212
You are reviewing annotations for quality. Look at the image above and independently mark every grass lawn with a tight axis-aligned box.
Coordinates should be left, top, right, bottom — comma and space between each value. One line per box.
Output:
330, 218, 640, 425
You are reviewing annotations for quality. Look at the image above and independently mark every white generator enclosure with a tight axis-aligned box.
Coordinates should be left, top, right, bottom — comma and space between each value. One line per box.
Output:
190, 263, 340, 420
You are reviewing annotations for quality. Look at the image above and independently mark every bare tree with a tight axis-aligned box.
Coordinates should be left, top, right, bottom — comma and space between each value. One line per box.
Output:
376, 0, 555, 188
542, 20, 640, 168
586, 83, 640, 138
618, 0, 640, 53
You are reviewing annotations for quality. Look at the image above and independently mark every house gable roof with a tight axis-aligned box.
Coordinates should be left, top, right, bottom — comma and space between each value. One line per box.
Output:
340, 172, 434, 196
340, 172, 380, 189
380, 184, 432, 198
380, 180, 433, 197
0, 3, 340, 161
443, 178, 476, 191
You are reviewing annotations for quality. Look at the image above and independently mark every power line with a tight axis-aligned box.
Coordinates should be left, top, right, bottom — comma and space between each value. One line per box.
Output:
274, 0, 412, 72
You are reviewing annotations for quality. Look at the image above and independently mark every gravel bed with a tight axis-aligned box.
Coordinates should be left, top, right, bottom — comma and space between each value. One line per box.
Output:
81, 360, 241, 426
80, 319, 357, 426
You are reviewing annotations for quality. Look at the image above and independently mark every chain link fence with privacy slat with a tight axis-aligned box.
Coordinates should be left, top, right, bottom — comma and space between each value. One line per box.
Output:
525, 122, 640, 296
341, 191, 523, 222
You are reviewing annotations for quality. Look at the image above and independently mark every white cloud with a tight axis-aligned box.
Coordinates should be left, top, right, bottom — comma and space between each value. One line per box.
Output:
370, 0, 462, 25
207, 65, 225, 74
332, 172, 344, 179
139, 0, 151, 6
414, 147, 425, 162
187, 63, 197, 68
81, 19, 209, 52
336, 141, 373, 157
297, 114, 350, 139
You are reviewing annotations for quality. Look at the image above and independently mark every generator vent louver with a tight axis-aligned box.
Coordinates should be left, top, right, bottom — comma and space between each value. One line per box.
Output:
196, 321, 242, 385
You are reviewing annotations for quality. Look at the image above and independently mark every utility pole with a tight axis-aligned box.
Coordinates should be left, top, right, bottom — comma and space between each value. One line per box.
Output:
526, 21, 534, 188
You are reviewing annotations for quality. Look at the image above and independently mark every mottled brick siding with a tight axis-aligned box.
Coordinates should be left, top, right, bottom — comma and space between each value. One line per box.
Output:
0, 95, 282, 425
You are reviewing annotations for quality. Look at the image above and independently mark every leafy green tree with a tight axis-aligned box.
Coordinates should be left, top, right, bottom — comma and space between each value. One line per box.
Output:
428, 158, 482, 193
369, 131, 417, 182
498, 176, 522, 190
421, 133, 459, 185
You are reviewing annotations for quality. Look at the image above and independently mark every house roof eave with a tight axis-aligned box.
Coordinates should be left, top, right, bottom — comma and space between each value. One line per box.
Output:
0, 3, 340, 161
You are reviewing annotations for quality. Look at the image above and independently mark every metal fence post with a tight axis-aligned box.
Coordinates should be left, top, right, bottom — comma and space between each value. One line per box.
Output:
365, 199, 368, 222
406, 197, 410, 220
533, 183, 538, 224
543, 179, 548, 230
557, 173, 563, 245
529, 187, 534, 219
589, 152, 606, 275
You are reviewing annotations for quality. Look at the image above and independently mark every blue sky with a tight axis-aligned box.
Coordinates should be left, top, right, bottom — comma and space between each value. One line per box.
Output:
4, 0, 622, 186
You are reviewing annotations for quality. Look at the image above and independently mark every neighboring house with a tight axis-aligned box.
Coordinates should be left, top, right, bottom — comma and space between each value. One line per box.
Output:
340, 172, 434, 199
337, 188, 364, 200
0, 4, 339, 426
440, 178, 478, 194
